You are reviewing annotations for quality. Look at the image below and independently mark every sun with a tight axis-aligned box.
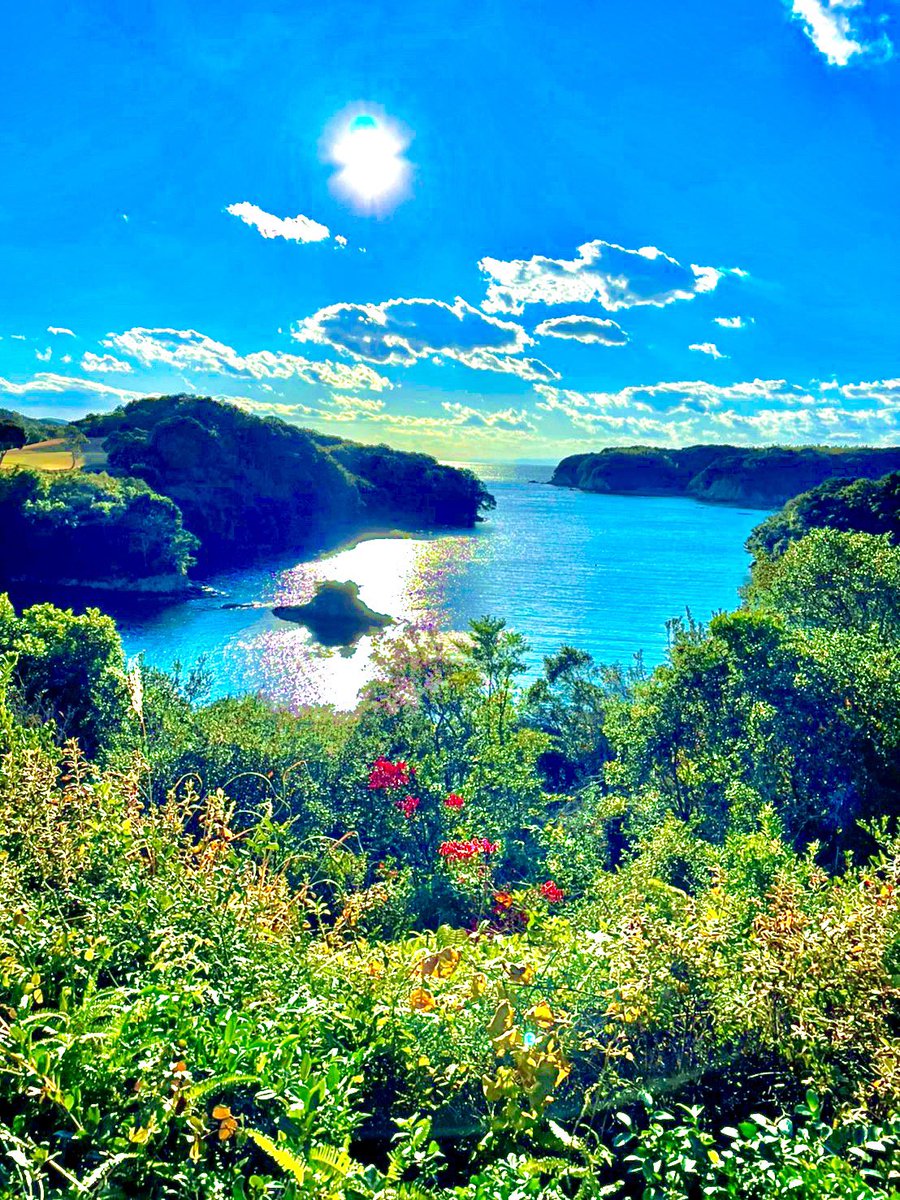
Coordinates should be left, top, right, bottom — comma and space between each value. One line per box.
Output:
326, 109, 412, 214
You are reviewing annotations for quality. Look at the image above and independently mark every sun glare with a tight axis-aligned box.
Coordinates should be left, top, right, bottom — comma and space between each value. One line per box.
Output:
325, 108, 412, 214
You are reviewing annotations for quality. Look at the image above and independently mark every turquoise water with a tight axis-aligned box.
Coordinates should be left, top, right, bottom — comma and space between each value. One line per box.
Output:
116, 464, 766, 709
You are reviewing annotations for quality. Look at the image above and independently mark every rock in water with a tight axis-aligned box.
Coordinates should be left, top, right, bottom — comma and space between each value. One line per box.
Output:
272, 580, 392, 647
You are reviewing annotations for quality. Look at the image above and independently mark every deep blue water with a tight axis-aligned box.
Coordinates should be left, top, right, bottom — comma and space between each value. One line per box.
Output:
116, 464, 766, 709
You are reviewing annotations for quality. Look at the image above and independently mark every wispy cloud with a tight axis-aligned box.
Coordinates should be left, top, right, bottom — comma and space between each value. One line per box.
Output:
689, 342, 726, 359
103, 328, 393, 392
35, 348, 52, 363
0, 373, 148, 403
81, 352, 134, 373
47, 326, 75, 337
226, 201, 334, 244
293, 296, 559, 382
534, 315, 629, 345
787, 0, 892, 65
713, 316, 748, 329
479, 239, 736, 316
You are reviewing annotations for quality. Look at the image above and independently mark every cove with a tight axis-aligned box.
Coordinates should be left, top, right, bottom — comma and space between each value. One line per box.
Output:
114, 464, 766, 710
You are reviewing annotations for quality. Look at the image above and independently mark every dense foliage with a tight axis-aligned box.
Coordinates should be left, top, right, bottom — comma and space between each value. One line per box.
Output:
0, 469, 197, 588
79, 396, 494, 565
552, 444, 900, 507
4, 526, 900, 1195
0, 420, 27, 464
748, 471, 900, 560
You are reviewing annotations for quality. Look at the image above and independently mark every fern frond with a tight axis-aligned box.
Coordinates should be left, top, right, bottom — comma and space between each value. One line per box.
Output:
186, 1072, 258, 1101
79, 1152, 137, 1193
246, 1129, 308, 1183
309, 1143, 356, 1179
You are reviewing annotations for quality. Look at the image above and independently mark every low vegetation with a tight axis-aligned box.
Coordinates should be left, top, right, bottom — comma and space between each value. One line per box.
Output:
3, 519, 900, 1196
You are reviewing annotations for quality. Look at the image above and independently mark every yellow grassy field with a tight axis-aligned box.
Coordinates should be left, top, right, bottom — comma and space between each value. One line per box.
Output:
1, 437, 108, 472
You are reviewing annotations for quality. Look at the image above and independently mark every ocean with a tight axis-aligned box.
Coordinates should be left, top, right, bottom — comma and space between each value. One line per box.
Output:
116, 463, 766, 709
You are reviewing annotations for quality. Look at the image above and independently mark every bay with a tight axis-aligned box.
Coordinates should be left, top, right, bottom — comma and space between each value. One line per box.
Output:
115, 464, 767, 709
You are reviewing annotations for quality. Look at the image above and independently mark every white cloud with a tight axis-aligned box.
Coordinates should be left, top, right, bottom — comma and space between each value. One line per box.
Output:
0, 373, 148, 403
226, 201, 333, 244
713, 316, 747, 329
81, 351, 134, 374
479, 239, 735, 316
534, 315, 629, 345
47, 326, 75, 337
689, 342, 726, 359
103, 328, 393, 392
440, 401, 538, 431
787, 0, 892, 65
533, 376, 900, 445
292, 296, 559, 381
35, 348, 52, 363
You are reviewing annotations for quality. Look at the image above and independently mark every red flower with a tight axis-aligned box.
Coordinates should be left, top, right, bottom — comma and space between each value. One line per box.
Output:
396, 794, 420, 819
539, 879, 565, 904
368, 757, 412, 790
438, 837, 499, 863
444, 792, 465, 809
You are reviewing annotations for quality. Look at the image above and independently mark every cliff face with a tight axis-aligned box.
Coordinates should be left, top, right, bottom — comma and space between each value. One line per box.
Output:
551, 446, 900, 508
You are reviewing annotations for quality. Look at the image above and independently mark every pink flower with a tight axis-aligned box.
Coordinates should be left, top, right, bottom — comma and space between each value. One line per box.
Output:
368, 757, 412, 790
539, 880, 564, 904
396, 794, 420, 819
444, 792, 465, 810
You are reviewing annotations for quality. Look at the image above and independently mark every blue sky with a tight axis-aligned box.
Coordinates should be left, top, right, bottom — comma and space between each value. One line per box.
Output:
2, 0, 899, 460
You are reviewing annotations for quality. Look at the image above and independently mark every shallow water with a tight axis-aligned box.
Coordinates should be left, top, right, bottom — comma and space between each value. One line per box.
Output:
114, 464, 766, 709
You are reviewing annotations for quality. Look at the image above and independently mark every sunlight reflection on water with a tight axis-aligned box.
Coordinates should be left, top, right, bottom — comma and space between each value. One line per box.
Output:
226, 534, 479, 710
117, 464, 765, 712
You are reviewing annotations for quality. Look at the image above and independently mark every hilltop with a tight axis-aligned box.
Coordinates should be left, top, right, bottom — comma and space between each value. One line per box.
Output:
0, 407, 68, 445
77, 394, 495, 565
551, 444, 900, 507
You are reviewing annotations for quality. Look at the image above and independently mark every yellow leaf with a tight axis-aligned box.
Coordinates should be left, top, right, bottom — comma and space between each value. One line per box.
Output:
471, 972, 487, 998
487, 999, 514, 1040
212, 1104, 232, 1120
508, 963, 534, 985
529, 1001, 555, 1030
421, 947, 461, 979
409, 987, 435, 1012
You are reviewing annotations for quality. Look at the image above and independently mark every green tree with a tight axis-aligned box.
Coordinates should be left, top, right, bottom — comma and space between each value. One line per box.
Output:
746, 528, 900, 639
0, 419, 26, 466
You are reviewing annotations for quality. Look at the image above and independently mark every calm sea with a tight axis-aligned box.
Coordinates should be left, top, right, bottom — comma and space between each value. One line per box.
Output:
115, 463, 766, 709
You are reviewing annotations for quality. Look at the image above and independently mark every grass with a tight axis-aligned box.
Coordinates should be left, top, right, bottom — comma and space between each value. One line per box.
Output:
1, 437, 108, 471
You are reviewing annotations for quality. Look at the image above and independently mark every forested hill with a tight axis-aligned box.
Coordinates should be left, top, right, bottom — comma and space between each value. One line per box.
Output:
551, 444, 900, 507
0, 407, 67, 444
747, 470, 900, 560
78, 395, 494, 564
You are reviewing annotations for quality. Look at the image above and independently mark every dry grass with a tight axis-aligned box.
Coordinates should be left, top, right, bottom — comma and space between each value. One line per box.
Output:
1, 437, 108, 472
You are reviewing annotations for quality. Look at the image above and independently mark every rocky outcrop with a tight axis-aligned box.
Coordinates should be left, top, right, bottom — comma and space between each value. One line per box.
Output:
272, 580, 392, 647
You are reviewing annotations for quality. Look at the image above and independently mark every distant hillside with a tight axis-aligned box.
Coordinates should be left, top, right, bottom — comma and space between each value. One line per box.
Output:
78, 395, 494, 565
551, 445, 900, 508
747, 471, 900, 560
0, 408, 68, 444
